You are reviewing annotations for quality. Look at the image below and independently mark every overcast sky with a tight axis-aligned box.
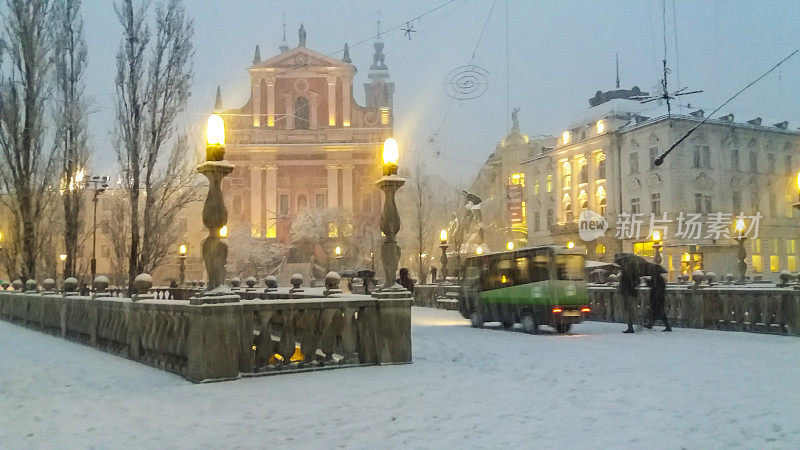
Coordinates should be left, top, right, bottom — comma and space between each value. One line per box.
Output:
82, 0, 800, 182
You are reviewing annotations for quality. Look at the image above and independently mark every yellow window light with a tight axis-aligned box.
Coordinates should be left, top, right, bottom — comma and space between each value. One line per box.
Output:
796, 170, 800, 192
207, 114, 225, 146
596, 119, 605, 134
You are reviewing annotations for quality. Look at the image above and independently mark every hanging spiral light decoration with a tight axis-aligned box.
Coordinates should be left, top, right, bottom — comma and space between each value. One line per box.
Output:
443, 65, 489, 100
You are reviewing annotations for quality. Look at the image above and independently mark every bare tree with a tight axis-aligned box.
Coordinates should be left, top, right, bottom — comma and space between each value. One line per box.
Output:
114, 0, 194, 292
53, 0, 89, 278
0, 0, 56, 280
107, 191, 131, 287
410, 162, 433, 283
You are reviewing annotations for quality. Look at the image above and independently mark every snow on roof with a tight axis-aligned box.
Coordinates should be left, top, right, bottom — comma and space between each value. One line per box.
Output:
567, 98, 655, 129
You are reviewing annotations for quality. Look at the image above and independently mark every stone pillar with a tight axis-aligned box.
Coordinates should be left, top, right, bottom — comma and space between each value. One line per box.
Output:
285, 97, 294, 129
327, 76, 337, 127
251, 79, 261, 127
309, 96, 318, 129
250, 166, 262, 237
326, 164, 339, 208
342, 164, 354, 210
266, 77, 275, 127
342, 79, 351, 126
264, 165, 278, 238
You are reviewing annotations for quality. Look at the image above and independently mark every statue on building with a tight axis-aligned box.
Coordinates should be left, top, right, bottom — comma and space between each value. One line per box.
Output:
298, 23, 307, 47
511, 107, 520, 132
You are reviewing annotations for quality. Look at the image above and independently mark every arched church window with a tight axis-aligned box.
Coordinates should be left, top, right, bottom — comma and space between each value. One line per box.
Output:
295, 96, 310, 130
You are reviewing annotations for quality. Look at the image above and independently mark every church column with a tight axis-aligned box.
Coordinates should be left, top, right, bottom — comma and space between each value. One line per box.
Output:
342, 164, 354, 210
285, 97, 294, 129
326, 164, 339, 208
250, 166, 262, 236
342, 79, 351, 126
264, 165, 278, 238
251, 79, 261, 127
326, 76, 337, 127
266, 77, 276, 127
309, 96, 319, 129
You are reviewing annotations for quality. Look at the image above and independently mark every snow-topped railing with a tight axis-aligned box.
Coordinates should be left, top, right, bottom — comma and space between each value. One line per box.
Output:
0, 289, 412, 382
587, 284, 800, 335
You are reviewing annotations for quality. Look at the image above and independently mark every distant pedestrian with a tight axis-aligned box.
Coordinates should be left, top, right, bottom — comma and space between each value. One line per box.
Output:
645, 262, 672, 331
614, 253, 644, 334
397, 267, 415, 292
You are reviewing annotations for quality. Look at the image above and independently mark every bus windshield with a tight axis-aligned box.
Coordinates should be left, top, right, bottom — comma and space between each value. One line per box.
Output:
555, 254, 584, 281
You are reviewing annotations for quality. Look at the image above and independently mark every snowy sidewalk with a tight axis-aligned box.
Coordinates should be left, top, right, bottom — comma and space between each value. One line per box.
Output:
1, 307, 799, 448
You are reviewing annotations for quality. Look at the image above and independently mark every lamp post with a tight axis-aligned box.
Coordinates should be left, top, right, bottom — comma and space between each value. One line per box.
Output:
178, 244, 187, 287
652, 230, 663, 266
85, 175, 109, 282
334, 245, 343, 273
733, 218, 748, 284
439, 229, 449, 283
373, 137, 409, 297
193, 112, 236, 303
59, 253, 67, 281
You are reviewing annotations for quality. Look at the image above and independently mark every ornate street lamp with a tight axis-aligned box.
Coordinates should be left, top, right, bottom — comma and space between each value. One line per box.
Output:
193, 113, 237, 303
85, 175, 109, 282
652, 230, 663, 266
439, 229, 449, 283
178, 244, 187, 287
372, 137, 410, 297
733, 218, 748, 284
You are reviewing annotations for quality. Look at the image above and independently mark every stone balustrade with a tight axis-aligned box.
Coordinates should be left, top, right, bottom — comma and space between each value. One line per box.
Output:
588, 284, 800, 335
0, 284, 412, 382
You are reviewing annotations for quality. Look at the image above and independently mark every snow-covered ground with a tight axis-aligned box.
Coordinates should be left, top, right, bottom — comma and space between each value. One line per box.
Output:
2, 307, 799, 448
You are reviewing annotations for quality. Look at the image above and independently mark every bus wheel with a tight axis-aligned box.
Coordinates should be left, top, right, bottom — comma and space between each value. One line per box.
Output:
521, 315, 538, 334
470, 311, 484, 328
556, 323, 571, 334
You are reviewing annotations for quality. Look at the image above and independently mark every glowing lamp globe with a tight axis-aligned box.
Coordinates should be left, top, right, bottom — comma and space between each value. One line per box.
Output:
440, 229, 448, 244
219, 225, 228, 238
179, 244, 187, 256
207, 114, 225, 146
506, 241, 514, 251
567, 241, 575, 249
476, 246, 483, 255
735, 218, 745, 234
652, 230, 661, 242
59, 254, 67, 262
382, 138, 399, 175
334, 246, 342, 256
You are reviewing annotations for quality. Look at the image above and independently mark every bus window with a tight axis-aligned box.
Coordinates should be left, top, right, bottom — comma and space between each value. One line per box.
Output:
556, 254, 584, 281
532, 252, 549, 282
490, 255, 514, 288
516, 257, 530, 284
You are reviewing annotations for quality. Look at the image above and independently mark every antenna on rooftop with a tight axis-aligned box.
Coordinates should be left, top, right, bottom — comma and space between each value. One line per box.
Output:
636, 0, 701, 117
615, 53, 620, 89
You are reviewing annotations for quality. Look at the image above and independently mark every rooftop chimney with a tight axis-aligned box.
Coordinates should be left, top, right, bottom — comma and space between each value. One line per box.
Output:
746, 117, 762, 126
720, 114, 734, 122
773, 121, 788, 130
689, 109, 704, 118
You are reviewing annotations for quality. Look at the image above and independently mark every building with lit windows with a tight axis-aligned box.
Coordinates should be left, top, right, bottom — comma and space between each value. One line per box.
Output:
216, 25, 393, 245
467, 112, 555, 251
524, 86, 800, 281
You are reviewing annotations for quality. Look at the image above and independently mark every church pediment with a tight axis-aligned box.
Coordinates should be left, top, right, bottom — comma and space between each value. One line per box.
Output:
250, 47, 352, 70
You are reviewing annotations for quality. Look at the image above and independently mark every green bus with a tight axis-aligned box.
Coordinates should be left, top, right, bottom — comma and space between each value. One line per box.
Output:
459, 245, 589, 334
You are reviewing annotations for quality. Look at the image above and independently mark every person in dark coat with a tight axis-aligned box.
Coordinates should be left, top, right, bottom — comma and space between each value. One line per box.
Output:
614, 253, 645, 333
645, 262, 671, 331
397, 268, 415, 292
